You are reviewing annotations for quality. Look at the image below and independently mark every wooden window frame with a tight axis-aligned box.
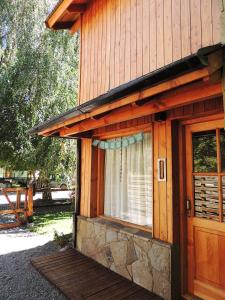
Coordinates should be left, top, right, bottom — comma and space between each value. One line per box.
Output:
94, 124, 153, 233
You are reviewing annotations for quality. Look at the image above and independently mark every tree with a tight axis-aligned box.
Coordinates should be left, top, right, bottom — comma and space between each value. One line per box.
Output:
0, 0, 79, 195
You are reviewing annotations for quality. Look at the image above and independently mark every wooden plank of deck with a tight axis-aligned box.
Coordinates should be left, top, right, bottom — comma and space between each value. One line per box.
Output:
31, 248, 162, 300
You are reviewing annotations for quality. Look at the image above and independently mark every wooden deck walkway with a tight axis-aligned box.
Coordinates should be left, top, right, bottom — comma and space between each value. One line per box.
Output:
31, 248, 162, 300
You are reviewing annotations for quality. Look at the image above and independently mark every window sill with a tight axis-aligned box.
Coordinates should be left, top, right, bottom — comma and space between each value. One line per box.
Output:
97, 215, 152, 240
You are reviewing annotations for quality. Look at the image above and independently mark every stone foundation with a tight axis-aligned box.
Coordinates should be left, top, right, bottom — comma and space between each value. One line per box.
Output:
76, 216, 172, 300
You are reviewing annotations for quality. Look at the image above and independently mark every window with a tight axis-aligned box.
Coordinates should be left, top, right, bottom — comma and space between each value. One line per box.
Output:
103, 132, 152, 227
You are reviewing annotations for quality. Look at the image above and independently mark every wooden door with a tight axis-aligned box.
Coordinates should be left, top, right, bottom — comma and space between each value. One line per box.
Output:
185, 119, 225, 300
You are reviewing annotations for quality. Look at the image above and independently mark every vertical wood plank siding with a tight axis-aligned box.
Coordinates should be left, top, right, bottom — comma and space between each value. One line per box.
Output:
79, 0, 221, 104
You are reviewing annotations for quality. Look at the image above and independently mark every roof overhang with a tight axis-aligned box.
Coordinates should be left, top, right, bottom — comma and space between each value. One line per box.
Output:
45, 0, 89, 33
28, 45, 224, 139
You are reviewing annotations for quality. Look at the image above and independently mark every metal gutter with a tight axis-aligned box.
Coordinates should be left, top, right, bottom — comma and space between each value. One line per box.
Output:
28, 44, 223, 136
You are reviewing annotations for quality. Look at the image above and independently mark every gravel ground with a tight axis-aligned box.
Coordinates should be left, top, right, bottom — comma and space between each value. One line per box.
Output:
0, 225, 67, 300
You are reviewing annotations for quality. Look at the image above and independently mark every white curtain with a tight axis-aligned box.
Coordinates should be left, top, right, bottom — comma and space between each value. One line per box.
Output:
104, 132, 152, 227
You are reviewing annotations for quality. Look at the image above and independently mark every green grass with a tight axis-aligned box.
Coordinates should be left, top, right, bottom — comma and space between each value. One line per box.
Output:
29, 211, 73, 237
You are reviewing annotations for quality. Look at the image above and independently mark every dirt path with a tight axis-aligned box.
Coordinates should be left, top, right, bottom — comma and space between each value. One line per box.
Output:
0, 226, 66, 300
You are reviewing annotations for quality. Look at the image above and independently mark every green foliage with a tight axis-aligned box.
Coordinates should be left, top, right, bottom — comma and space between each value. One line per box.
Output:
0, 0, 78, 178
193, 131, 217, 172
29, 211, 73, 236
53, 230, 72, 248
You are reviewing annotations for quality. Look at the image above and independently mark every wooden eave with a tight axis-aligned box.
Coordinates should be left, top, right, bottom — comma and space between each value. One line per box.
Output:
58, 80, 222, 137
45, 0, 89, 33
28, 47, 224, 139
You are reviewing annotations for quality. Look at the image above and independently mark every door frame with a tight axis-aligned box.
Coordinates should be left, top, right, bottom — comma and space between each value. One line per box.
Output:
179, 114, 225, 298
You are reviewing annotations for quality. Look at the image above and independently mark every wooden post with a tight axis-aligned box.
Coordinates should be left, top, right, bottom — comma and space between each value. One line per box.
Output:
16, 190, 19, 209
24, 189, 28, 222
16, 190, 21, 220
28, 185, 33, 217
80, 138, 92, 217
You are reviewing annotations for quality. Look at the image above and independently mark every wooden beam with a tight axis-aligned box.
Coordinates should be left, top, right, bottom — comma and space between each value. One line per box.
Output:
39, 68, 210, 136
70, 18, 81, 34
46, 0, 74, 28
28, 186, 33, 217
80, 139, 92, 217
43, 127, 93, 138
0, 209, 24, 215
1, 187, 28, 192
53, 21, 74, 30
59, 82, 222, 136
42, 129, 61, 137
0, 222, 21, 229
67, 4, 86, 13
93, 123, 152, 139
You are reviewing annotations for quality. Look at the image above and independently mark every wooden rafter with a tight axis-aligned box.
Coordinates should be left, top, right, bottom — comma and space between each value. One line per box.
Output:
0, 209, 25, 215
59, 81, 222, 137
39, 68, 210, 136
70, 18, 81, 33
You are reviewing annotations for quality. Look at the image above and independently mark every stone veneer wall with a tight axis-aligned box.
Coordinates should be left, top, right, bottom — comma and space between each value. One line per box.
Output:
76, 216, 172, 300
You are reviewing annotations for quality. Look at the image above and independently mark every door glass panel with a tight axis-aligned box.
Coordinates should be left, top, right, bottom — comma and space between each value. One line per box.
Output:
220, 129, 225, 172
194, 176, 219, 221
193, 130, 217, 173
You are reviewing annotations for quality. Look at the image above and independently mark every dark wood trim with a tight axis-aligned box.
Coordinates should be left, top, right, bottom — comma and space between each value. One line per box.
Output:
67, 4, 87, 13
53, 21, 75, 29
172, 121, 181, 242
179, 123, 187, 296
170, 121, 181, 299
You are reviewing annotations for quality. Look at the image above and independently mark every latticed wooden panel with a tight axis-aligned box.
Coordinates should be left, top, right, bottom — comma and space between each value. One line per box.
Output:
194, 176, 219, 221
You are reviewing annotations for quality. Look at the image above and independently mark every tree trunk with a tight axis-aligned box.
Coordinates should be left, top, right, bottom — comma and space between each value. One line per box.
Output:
42, 188, 52, 200
42, 182, 52, 201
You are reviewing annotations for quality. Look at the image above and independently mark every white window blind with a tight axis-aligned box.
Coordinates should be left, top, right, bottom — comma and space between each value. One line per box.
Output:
104, 132, 152, 227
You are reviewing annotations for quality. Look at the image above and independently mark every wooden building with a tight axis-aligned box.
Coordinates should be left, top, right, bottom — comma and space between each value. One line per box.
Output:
29, 0, 225, 299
